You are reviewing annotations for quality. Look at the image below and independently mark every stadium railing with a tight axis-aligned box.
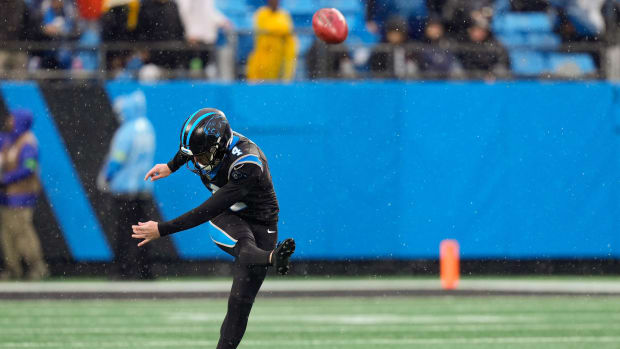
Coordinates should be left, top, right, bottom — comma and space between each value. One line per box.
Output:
0, 31, 609, 81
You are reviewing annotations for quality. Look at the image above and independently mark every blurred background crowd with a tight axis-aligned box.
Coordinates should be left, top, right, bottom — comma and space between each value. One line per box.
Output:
3, 0, 620, 81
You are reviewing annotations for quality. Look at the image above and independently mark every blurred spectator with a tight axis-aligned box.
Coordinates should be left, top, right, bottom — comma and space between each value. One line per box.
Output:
457, 18, 509, 79
246, 0, 297, 82
549, 0, 606, 41
135, 0, 185, 70
39, 0, 77, 69
0, 0, 40, 75
101, 0, 140, 74
113, 51, 147, 80
369, 17, 418, 79
306, 40, 355, 79
603, 0, 620, 42
42, 0, 76, 37
366, 0, 428, 40
97, 90, 155, 280
0, 109, 48, 281
176, 0, 232, 79
415, 17, 463, 78
426, 0, 447, 17
72, 21, 101, 71
437, 0, 494, 41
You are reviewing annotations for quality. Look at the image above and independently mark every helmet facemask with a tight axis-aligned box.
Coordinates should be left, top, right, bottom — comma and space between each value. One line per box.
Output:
194, 145, 222, 172
185, 143, 226, 176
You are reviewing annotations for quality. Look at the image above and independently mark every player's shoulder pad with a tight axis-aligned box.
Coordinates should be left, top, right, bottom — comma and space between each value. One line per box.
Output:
228, 154, 263, 179
228, 141, 263, 180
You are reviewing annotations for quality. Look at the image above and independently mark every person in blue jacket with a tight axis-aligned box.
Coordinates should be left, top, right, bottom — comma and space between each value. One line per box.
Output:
0, 109, 48, 280
98, 90, 156, 279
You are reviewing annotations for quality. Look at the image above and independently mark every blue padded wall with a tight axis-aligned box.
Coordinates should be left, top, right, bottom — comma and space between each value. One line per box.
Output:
105, 81, 620, 260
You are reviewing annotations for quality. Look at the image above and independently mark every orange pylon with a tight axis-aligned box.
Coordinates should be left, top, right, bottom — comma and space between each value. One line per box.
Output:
440, 239, 460, 290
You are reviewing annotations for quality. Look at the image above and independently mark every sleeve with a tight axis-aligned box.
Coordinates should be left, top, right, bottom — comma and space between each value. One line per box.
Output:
157, 164, 261, 236
2, 143, 38, 185
166, 149, 190, 173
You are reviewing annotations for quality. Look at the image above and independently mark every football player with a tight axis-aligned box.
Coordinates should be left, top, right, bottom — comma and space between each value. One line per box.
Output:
132, 108, 295, 349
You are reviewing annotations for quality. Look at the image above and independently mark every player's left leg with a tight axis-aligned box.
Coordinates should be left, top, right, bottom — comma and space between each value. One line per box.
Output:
216, 260, 267, 349
210, 213, 272, 266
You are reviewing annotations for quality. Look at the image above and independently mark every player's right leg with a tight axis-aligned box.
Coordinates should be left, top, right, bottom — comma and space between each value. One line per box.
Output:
210, 213, 296, 273
272, 238, 296, 275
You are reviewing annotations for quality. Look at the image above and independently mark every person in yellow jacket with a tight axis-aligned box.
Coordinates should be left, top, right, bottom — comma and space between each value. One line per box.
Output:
246, 0, 297, 81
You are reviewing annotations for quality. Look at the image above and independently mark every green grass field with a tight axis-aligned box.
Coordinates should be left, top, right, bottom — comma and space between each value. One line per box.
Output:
2, 296, 620, 348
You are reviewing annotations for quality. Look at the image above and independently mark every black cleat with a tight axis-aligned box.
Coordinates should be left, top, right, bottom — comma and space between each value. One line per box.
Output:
273, 238, 295, 275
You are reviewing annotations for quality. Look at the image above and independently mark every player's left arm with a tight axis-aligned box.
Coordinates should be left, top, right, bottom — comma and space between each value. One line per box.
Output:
1, 144, 38, 185
132, 163, 262, 246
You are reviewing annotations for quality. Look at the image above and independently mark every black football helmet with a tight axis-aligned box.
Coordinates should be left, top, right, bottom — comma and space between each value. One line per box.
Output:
179, 108, 233, 175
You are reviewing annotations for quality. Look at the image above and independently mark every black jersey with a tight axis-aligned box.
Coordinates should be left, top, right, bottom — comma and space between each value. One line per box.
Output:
158, 132, 279, 237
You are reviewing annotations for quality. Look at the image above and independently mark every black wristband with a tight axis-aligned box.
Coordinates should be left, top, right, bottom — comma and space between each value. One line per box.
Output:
158, 221, 174, 237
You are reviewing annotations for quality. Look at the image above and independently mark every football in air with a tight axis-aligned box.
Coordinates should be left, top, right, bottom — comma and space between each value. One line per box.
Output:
312, 8, 349, 44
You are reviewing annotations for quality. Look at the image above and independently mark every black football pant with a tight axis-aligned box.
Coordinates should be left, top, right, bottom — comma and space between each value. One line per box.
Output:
210, 212, 277, 349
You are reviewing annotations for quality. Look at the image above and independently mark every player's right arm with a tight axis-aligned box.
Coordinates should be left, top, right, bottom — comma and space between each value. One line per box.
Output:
144, 150, 189, 181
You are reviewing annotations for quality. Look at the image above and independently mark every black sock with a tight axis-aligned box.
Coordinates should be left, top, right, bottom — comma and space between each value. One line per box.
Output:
216, 296, 254, 349
233, 238, 271, 266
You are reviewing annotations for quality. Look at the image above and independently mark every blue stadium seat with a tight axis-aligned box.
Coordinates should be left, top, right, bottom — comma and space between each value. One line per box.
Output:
291, 13, 313, 27
236, 33, 254, 63
348, 29, 379, 45
216, 0, 249, 15
318, 0, 362, 14
297, 34, 315, 55
547, 53, 596, 75
345, 14, 362, 31
281, 0, 315, 14
493, 13, 553, 34
246, 0, 264, 9
524, 32, 561, 49
510, 50, 547, 76
228, 13, 253, 31
497, 33, 527, 48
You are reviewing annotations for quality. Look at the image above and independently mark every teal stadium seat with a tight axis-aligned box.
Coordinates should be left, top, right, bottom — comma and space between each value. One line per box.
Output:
317, 0, 361, 14
547, 53, 596, 75
510, 50, 547, 76
497, 32, 527, 48
525, 32, 561, 49
493, 13, 553, 33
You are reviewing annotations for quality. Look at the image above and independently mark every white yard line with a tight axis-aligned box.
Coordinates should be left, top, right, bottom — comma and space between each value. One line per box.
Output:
1, 279, 620, 294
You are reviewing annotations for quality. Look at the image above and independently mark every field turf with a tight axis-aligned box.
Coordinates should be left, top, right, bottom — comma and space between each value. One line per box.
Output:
1, 295, 620, 348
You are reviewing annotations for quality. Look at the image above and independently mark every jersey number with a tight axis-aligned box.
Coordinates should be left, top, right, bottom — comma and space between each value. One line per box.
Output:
232, 147, 243, 156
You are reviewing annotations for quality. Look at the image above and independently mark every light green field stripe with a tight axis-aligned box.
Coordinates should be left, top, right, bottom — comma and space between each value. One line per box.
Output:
3, 336, 620, 347
2, 322, 620, 335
